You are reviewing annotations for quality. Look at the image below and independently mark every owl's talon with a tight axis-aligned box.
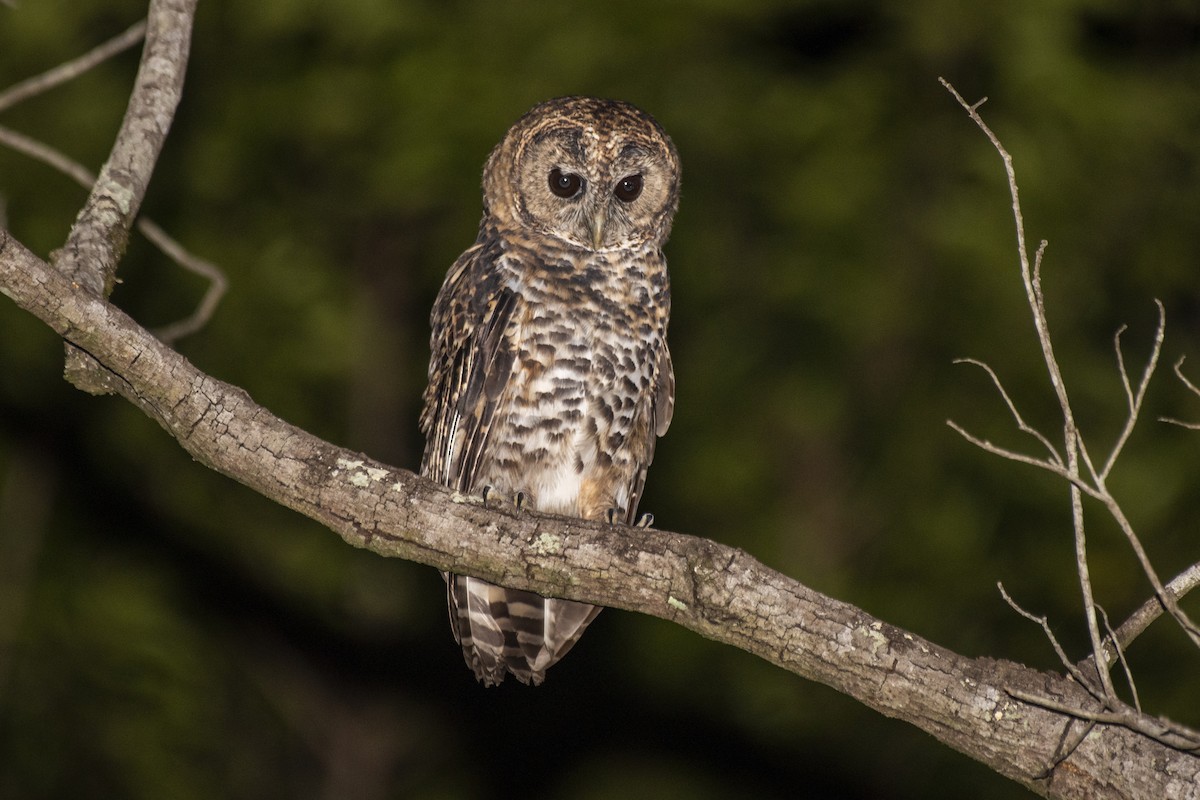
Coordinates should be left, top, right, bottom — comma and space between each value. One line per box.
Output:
604, 508, 618, 526
635, 513, 655, 529
480, 486, 527, 511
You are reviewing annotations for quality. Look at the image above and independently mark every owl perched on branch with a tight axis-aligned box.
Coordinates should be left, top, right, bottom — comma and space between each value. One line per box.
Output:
420, 96, 680, 686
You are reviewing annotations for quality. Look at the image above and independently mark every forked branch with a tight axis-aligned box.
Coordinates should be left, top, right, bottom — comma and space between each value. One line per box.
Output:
941, 77, 1200, 755
0, 7, 223, 343
0, 124, 226, 342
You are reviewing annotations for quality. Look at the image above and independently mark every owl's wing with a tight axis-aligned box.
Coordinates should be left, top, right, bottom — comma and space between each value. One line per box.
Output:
622, 343, 675, 524
654, 344, 675, 438
420, 243, 521, 492
424, 246, 601, 686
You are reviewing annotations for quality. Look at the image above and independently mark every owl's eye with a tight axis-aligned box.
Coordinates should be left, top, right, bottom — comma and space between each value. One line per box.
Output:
548, 168, 584, 199
614, 174, 643, 203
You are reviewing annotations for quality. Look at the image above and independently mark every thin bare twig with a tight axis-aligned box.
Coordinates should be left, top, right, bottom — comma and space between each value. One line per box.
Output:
946, 417, 1109, 505
1067, 469, 1114, 695
1096, 606, 1139, 713
1038, 720, 1099, 780
1172, 356, 1200, 397
1161, 356, 1200, 429
1099, 301, 1165, 481
0, 125, 95, 184
1114, 325, 1134, 410
1007, 690, 1200, 752
139, 218, 227, 343
998, 583, 1099, 695
0, 124, 226, 342
0, 21, 147, 114
951, 358, 1063, 465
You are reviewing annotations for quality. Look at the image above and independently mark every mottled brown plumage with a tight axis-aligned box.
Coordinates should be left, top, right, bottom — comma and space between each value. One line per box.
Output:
420, 96, 679, 686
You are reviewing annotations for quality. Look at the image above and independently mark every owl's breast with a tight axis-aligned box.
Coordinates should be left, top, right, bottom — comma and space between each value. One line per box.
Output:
478, 263, 664, 519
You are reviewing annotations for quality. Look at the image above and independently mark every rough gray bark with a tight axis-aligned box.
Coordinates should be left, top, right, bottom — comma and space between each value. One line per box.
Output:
0, 2, 1197, 797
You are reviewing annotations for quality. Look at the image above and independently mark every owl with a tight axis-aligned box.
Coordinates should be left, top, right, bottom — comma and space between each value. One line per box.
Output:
420, 96, 680, 686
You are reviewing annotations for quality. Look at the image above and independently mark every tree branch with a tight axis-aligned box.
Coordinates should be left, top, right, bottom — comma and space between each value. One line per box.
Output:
2, 226, 1198, 798
55, 1, 193, 300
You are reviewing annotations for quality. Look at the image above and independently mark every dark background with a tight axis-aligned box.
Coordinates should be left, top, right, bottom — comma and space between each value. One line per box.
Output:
2, 1, 1199, 798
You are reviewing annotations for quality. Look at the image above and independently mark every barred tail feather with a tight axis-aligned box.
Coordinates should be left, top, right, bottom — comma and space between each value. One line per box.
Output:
447, 573, 600, 686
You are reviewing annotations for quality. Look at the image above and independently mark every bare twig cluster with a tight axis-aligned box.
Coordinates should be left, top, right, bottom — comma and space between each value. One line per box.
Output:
0, 16, 224, 342
941, 78, 1200, 756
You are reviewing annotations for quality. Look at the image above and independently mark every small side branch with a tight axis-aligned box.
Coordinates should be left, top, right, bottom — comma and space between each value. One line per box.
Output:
1099, 301, 1165, 481
950, 358, 1062, 466
998, 583, 1098, 696
56, 0, 197, 298
0, 124, 226, 342
139, 218, 227, 343
1081, 561, 1200, 667
1008, 690, 1200, 752
0, 21, 147, 114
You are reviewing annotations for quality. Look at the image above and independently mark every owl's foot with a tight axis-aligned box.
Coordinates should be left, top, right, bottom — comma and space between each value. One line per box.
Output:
480, 486, 527, 511
602, 509, 654, 528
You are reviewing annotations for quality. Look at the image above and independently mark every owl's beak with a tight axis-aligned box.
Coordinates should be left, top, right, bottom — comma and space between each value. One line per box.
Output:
588, 207, 608, 249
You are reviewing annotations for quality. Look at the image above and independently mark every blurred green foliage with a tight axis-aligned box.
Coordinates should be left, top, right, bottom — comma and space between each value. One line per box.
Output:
2, 1, 1199, 798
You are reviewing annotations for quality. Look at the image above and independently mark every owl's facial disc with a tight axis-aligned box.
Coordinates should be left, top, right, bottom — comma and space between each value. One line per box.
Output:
506, 110, 678, 251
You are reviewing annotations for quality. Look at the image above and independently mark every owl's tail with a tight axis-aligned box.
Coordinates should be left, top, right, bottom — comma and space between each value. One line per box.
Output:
446, 574, 601, 686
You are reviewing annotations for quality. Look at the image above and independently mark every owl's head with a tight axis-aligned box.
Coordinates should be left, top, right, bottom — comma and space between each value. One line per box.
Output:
482, 96, 680, 251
